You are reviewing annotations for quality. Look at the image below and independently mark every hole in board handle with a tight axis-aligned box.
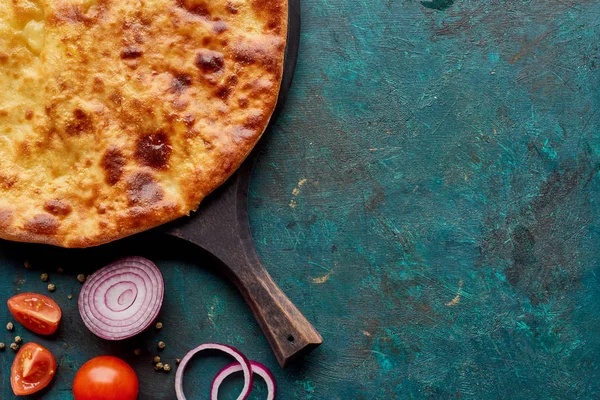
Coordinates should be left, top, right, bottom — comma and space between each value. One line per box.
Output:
287, 335, 295, 343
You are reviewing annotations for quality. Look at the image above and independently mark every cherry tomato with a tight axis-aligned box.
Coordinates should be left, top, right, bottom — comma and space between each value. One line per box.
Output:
8, 293, 62, 335
11, 342, 57, 396
73, 356, 139, 400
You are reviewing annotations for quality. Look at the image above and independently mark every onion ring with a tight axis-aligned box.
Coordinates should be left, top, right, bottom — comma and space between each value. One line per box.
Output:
175, 343, 253, 400
211, 361, 276, 400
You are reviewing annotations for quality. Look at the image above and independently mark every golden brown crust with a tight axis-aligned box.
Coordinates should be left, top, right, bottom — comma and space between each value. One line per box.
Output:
0, 0, 287, 247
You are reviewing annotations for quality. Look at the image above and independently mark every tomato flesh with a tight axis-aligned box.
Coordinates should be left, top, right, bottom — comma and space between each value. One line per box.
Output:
8, 293, 62, 335
11, 342, 57, 396
73, 356, 139, 400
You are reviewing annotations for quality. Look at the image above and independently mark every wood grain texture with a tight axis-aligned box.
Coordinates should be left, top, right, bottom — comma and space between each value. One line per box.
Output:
0, 0, 599, 398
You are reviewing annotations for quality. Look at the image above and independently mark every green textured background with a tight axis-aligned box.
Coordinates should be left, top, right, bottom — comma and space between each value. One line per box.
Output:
1, 0, 600, 398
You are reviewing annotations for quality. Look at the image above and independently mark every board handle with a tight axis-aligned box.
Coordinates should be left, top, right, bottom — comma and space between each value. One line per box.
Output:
230, 246, 323, 367
167, 216, 323, 368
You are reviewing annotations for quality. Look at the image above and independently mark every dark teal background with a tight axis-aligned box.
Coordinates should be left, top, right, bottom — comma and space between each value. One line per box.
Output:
1, 0, 600, 398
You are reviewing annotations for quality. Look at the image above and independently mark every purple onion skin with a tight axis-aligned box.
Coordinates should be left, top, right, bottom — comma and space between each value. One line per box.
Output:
78, 256, 164, 341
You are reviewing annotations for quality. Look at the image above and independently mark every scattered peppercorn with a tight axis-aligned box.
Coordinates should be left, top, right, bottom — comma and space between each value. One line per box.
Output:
175, 358, 181, 365
77, 274, 86, 284
155, 322, 163, 330
14, 336, 21, 344
163, 364, 171, 372
41, 273, 49, 282
57, 268, 64, 273
153, 356, 161, 364
155, 362, 164, 371
6, 322, 14, 331
24, 261, 31, 269
10, 343, 18, 351
68, 294, 73, 300
0, 343, 5, 350
133, 349, 142, 356
48, 283, 56, 292
157, 341, 165, 350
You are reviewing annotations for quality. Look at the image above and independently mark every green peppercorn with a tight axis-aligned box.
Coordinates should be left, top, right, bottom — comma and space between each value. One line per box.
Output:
14, 336, 21, 344
77, 274, 86, 284
0, 343, 5, 350
68, 294, 73, 300
175, 358, 181, 365
157, 341, 165, 350
133, 349, 142, 356
48, 283, 56, 292
10, 343, 18, 351
153, 356, 161, 364
41, 273, 49, 282
163, 364, 171, 372
24, 261, 31, 269
6, 322, 13, 331
155, 362, 164, 371
155, 322, 163, 330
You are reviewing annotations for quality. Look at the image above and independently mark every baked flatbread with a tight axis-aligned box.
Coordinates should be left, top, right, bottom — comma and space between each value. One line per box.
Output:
0, 0, 287, 247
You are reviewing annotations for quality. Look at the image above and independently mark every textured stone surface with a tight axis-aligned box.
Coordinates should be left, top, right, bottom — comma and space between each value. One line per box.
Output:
0, 0, 600, 398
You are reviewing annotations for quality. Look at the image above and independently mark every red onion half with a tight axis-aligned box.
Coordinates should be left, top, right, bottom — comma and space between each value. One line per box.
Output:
78, 256, 164, 340
211, 361, 276, 400
175, 343, 253, 400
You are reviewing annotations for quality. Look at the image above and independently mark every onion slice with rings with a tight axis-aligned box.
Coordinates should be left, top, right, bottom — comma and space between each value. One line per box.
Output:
78, 256, 164, 340
175, 343, 253, 400
211, 361, 276, 400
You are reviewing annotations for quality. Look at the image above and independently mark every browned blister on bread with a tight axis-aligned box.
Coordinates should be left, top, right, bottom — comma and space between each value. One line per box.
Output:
0, 0, 287, 247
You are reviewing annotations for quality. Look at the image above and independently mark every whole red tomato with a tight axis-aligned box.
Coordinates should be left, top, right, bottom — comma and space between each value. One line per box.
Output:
73, 356, 138, 400
8, 293, 62, 335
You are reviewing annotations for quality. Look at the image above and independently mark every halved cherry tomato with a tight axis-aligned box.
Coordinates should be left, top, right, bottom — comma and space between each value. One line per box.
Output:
11, 342, 57, 396
8, 293, 62, 335
73, 356, 139, 400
